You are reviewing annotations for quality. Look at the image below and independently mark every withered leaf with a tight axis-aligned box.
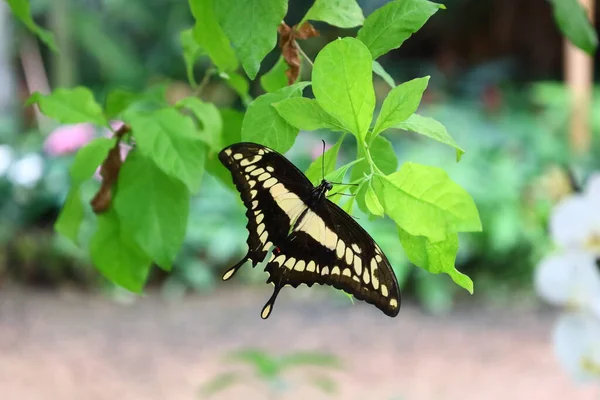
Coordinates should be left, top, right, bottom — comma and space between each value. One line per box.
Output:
277, 22, 320, 85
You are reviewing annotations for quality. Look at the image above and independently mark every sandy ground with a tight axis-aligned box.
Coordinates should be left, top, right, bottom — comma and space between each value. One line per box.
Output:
0, 285, 598, 400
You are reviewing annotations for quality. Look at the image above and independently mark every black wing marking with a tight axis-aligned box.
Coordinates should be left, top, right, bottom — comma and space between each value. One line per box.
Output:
218, 143, 313, 279
259, 199, 401, 319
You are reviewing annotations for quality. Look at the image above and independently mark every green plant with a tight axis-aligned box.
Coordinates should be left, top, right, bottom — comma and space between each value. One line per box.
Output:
200, 348, 342, 398
5, 0, 597, 305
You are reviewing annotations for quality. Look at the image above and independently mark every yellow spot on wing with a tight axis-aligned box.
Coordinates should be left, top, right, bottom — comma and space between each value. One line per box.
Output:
353, 255, 362, 275
261, 304, 272, 319
363, 269, 370, 284
336, 241, 345, 259
263, 177, 278, 188
307, 261, 316, 272
342, 268, 351, 277
351, 243, 362, 253
331, 266, 340, 275
321, 266, 329, 275
284, 257, 296, 269
390, 298, 398, 308
295, 260, 306, 272
345, 247, 353, 265
381, 284, 388, 297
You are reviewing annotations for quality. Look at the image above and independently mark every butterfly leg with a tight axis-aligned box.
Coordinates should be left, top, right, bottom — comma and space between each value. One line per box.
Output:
222, 254, 250, 281
260, 284, 282, 319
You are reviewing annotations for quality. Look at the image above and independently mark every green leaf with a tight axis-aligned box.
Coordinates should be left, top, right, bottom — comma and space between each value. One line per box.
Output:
326, 158, 364, 203
220, 72, 251, 104
105, 89, 138, 119
176, 97, 223, 150
206, 108, 243, 190
398, 229, 473, 294
393, 113, 465, 161
305, 135, 345, 185
280, 352, 341, 369
312, 37, 375, 139
214, 0, 287, 79
180, 27, 205, 87
124, 108, 208, 193
200, 372, 242, 398
374, 162, 482, 242
54, 188, 85, 244
273, 97, 347, 132
69, 137, 116, 184
372, 61, 396, 88
6, 0, 58, 52
104, 86, 168, 119
350, 135, 398, 213
549, 0, 598, 55
304, 0, 364, 28
241, 82, 310, 153
372, 76, 430, 136
26, 87, 107, 126
364, 182, 384, 217
260, 57, 290, 93
114, 152, 189, 271
90, 208, 152, 293
189, 0, 238, 72
227, 349, 280, 378
357, 0, 443, 59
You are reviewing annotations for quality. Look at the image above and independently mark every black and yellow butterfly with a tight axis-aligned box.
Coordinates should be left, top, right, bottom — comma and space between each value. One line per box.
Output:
219, 142, 400, 319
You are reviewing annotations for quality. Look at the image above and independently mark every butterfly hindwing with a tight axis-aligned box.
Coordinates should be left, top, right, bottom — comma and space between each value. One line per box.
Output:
219, 142, 401, 319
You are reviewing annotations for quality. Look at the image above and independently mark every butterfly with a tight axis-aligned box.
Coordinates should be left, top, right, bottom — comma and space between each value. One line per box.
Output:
219, 142, 400, 319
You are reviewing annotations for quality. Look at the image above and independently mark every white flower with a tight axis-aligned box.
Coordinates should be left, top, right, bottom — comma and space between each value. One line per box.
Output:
553, 311, 600, 382
0, 145, 13, 177
550, 173, 600, 252
7, 153, 44, 188
534, 250, 600, 313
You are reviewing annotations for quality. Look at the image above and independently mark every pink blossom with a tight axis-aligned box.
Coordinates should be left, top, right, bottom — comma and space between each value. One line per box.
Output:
44, 123, 95, 156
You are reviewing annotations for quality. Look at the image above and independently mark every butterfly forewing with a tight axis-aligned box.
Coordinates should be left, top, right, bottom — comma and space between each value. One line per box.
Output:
219, 142, 401, 319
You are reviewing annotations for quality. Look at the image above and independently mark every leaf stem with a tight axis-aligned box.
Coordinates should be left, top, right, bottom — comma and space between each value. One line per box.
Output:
297, 44, 314, 68
195, 67, 216, 97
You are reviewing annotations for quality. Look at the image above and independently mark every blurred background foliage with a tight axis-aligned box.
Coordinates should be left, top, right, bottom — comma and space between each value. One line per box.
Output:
0, 0, 599, 314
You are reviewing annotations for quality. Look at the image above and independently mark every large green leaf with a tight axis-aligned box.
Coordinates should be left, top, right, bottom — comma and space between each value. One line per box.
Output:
398, 229, 473, 294
69, 137, 116, 184
305, 135, 345, 185
26, 87, 107, 127
189, 0, 238, 72
220, 71, 251, 104
54, 188, 85, 244
357, 0, 442, 59
273, 97, 347, 132
241, 83, 309, 153
374, 162, 482, 242
549, 0, 598, 55
214, 0, 287, 79
176, 97, 223, 150
304, 0, 364, 28
89, 208, 153, 293
206, 108, 244, 190
124, 108, 208, 193
114, 152, 189, 271
6, 0, 58, 52
180, 28, 205, 87
394, 113, 465, 161
261, 56, 292, 93
312, 38, 375, 139
55, 137, 116, 244
372, 76, 430, 136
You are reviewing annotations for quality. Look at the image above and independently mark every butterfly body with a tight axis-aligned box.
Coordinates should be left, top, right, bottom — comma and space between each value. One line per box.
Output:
219, 142, 400, 319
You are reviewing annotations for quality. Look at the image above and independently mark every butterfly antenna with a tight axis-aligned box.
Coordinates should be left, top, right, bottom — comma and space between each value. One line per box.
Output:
321, 139, 326, 182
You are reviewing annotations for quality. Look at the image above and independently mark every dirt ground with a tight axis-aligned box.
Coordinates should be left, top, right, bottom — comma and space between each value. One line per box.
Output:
0, 285, 598, 400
